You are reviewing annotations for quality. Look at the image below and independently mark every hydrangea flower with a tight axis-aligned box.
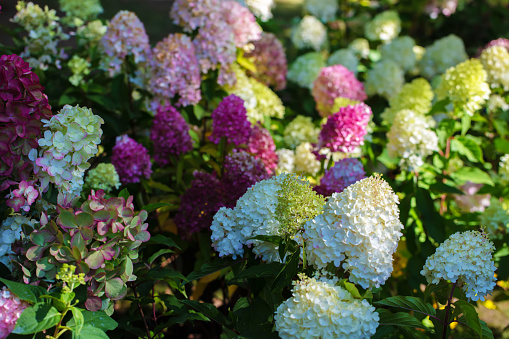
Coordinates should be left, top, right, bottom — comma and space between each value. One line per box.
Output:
425, 0, 458, 18
364, 10, 401, 42
275, 275, 379, 339
242, 125, 278, 174
294, 142, 321, 176
150, 103, 192, 166
315, 103, 372, 154
327, 49, 359, 75
314, 158, 365, 196
436, 59, 491, 117
381, 78, 434, 125
481, 38, 509, 54
365, 60, 404, 100
387, 109, 439, 170
99, 11, 151, 77
224, 64, 259, 120
249, 78, 285, 122
304, 175, 404, 289
210, 94, 252, 146
5, 180, 38, 212
242, 0, 275, 22
480, 45, 509, 91
31, 105, 103, 206
150, 34, 202, 107
349, 38, 370, 59
418, 34, 467, 79
303, 0, 338, 22
499, 154, 509, 183
170, 0, 221, 32
0, 287, 30, 339
312, 65, 367, 117
453, 182, 491, 213
223, 0, 261, 47
244, 32, 287, 91
291, 15, 327, 51
488, 94, 509, 113
67, 55, 91, 86
0, 215, 37, 269
85, 163, 121, 193
380, 36, 417, 72
421, 230, 497, 301
287, 52, 325, 89
211, 173, 325, 261
479, 200, 509, 240
0, 54, 52, 184
111, 135, 152, 184
76, 19, 107, 46
276, 149, 295, 173
59, 0, 103, 22
283, 116, 319, 149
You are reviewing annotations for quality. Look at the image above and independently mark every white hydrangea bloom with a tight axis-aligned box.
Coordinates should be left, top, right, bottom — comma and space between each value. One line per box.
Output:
0, 216, 38, 270
288, 52, 325, 89
291, 15, 327, 52
276, 149, 296, 173
327, 49, 359, 75
418, 34, 468, 79
294, 142, 321, 176
275, 274, 379, 339
242, 0, 275, 22
421, 230, 497, 301
380, 36, 416, 72
303, 0, 338, 22
304, 175, 404, 289
85, 163, 121, 193
364, 10, 401, 42
283, 116, 320, 149
480, 45, 509, 91
386, 109, 439, 170
365, 60, 404, 99
488, 94, 509, 113
349, 38, 370, 59
479, 200, 509, 240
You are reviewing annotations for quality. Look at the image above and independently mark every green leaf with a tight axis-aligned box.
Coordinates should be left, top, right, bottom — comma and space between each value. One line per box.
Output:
141, 202, 172, 213
68, 310, 118, 331
461, 115, 471, 135
181, 300, 231, 327
70, 307, 84, 336
343, 281, 362, 299
12, 303, 61, 334
148, 249, 174, 265
376, 309, 429, 330
451, 137, 483, 163
186, 256, 242, 283
148, 268, 188, 282
148, 234, 180, 249
429, 182, 464, 195
0, 278, 38, 303
59, 210, 77, 228
76, 212, 94, 228
454, 300, 482, 338
229, 262, 283, 283
248, 235, 282, 245
104, 278, 127, 300
193, 104, 206, 120
494, 138, 509, 154
118, 188, 130, 200
452, 167, 494, 186
429, 98, 451, 115
423, 281, 450, 303
480, 320, 494, 339
374, 296, 436, 317
74, 324, 109, 339
271, 249, 300, 291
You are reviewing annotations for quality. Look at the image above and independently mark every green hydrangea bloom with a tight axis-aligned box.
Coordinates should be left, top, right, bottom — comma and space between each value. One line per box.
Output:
364, 10, 401, 42
59, 0, 103, 23
380, 36, 416, 72
283, 116, 320, 149
418, 34, 467, 79
327, 49, 358, 75
288, 52, 325, 89
365, 60, 404, 100
77, 19, 107, 46
85, 163, 120, 193
250, 78, 285, 122
68, 55, 91, 86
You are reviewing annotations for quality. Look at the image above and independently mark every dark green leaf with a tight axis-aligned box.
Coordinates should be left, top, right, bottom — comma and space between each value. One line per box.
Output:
229, 262, 284, 283
76, 212, 94, 228
423, 281, 450, 303
374, 296, 436, 317
454, 300, 481, 338
148, 249, 174, 265
67, 310, 117, 331
118, 188, 130, 200
182, 300, 231, 327
59, 210, 77, 228
376, 309, 429, 330
429, 182, 464, 195
0, 278, 38, 303
148, 234, 180, 250
248, 235, 282, 245
148, 267, 188, 282
186, 256, 242, 283
271, 249, 299, 292
12, 303, 61, 334
141, 202, 172, 213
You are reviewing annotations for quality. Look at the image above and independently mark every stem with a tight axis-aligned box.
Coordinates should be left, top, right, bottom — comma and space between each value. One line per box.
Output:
53, 308, 70, 338
131, 283, 152, 339
439, 137, 453, 215
442, 282, 457, 339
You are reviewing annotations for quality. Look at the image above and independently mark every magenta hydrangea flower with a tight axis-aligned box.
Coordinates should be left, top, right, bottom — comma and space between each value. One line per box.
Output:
150, 34, 201, 107
222, 151, 270, 207
111, 135, 152, 184
241, 124, 278, 174
150, 103, 193, 166
314, 158, 366, 196
222, 1, 261, 48
209, 94, 252, 146
0, 287, 29, 339
99, 11, 151, 76
0, 54, 52, 184
311, 65, 367, 117
6, 180, 38, 212
170, 0, 222, 32
174, 171, 225, 236
245, 32, 287, 91
315, 103, 372, 154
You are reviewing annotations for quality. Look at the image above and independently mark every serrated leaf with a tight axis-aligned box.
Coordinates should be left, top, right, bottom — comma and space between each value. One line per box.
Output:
454, 300, 481, 338
271, 249, 300, 292
182, 300, 231, 327
451, 137, 483, 163
374, 296, 436, 317
12, 303, 61, 334
141, 202, 172, 213
0, 278, 38, 303
149, 234, 180, 250
376, 309, 429, 330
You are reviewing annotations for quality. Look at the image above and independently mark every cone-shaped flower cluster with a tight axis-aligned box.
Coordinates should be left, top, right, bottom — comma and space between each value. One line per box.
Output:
365, 60, 404, 100
480, 45, 509, 91
303, 0, 338, 22
0, 287, 29, 339
283, 116, 319, 149
210, 95, 252, 146
111, 135, 152, 184
243, 125, 278, 174
222, 1, 261, 48
85, 163, 120, 194
479, 200, 509, 240
380, 36, 417, 72
291, 15, 327, 51
327, 49, 359, 75
288, 52, 325, 89
418, 34, 467, 78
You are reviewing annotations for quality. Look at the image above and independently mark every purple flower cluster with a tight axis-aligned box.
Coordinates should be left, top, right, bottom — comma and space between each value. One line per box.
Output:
314, 158, 366, 196
243, 125, 278, 174
111, 135, 152, 184
150, 103, 193, 166
312, 65, 367, 117
222, 1, 261, 48
99, 11, 151, 76
0, 287, 29, 339
209, 94, 251, 146
150, 34, 201, 107
245, 32, 287, 91
0, 54, 52, 185
315, 103, 372, 154
170, 0, 222, 32
6, 180, 38, 212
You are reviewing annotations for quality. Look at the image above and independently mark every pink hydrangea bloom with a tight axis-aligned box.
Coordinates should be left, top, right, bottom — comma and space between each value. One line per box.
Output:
0, 54, 52, 183
99, 11, 151, 76
314, 158, 366, 196
111, 135, 152, 184
241, 124, 278, 174
150, 103, 193, 166
245, 32, 287, 91
476, 38, 509, 57
222, 1, 261, 48
150, 34, 201, 107
209, 94, 252, 146
0, 287, 29, 339
6, 180, 38, 212
170, 0, 222, 32
311, 65, 367, 117
315, 103, 372, 154
454, 181, 491, 213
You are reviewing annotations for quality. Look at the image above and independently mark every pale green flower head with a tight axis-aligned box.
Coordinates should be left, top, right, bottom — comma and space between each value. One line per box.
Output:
380, 36, 416, 72
85, 163, 121, 193
418, 34, 467, 79
364, 10, 401, 42
327, 49, 358, 75
249, 78, 285, 122
283, 115, 319, 149
68, 55, 91, 86
59, 0, 103, 23
365, 60, 404, 99
77, 19, 107, 46
288, 52, 325, 89
12, 1, 60, 31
